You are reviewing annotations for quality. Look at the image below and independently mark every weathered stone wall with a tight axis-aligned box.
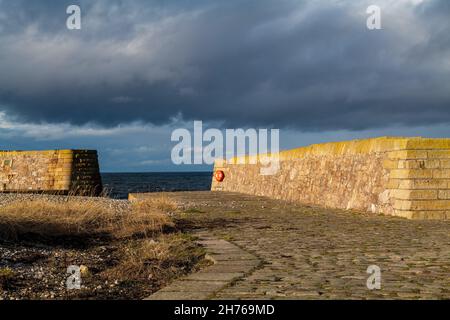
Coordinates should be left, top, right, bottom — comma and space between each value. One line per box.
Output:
211, 137, 450, 220
0, 150, 102, 195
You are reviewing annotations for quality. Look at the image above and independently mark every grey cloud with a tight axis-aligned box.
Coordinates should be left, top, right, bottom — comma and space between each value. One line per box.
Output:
0, 0, 450, 131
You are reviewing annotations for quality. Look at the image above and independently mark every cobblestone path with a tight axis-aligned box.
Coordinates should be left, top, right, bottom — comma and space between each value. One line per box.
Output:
165, 192, 449, 299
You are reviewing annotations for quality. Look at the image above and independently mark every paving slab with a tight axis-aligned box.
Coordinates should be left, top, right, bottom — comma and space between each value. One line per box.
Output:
145, 230, 261, 300
185, 272, 245, 282
158, 280, 228, 293
145, 291, 211, 300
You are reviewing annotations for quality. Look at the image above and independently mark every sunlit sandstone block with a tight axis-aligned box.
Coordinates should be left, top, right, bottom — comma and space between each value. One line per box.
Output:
211, 137, 450, 220
0, 149, 102, 195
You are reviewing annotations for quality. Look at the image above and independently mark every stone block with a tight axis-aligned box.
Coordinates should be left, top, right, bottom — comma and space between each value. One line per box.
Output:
388, 150, 427, 160
398, 180, 414, 189
386, 179, 400, 189
428, 150, 450, 159
405, 138, 450, 150
390, 169, 433, 179
440, 160, 450, 168
433, 169, 450, 179
392, 190, 438, 200
382, 160, 398, 169
438, 190, 450, 200
398, 159, 440, 169
394, 200, 412, 211
409, 200, 450, 211
412, 179, 448, 190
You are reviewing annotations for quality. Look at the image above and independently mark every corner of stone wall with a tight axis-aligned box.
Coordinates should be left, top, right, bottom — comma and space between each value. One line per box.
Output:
69, 150, 103, 196
385, 145, 450, 220
53, 150, 74, 192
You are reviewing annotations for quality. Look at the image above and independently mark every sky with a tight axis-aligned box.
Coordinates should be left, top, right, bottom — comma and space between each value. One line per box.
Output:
0, 0, 449, 172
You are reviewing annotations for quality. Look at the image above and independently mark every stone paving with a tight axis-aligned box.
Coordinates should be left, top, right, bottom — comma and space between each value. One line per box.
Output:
146, 192, 450, 300
146, 232, 261, 300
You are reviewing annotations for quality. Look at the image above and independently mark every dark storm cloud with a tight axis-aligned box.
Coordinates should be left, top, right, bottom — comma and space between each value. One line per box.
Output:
0, 0, 449, 131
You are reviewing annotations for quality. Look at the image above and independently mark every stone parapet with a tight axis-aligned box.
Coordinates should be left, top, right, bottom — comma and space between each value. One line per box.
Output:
211, 137, 450, 220
0, 149, 102, 195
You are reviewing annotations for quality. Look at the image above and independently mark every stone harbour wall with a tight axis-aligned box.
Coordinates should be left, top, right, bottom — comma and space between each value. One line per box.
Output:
0, 150, 102, 195
211, 137, 450, 220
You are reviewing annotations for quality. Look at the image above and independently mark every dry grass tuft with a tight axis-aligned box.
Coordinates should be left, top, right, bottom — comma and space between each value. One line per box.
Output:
104, 233, 206, 281
0, 197, 174, 241
132, 195, 178, 215
0, 267, 16, 289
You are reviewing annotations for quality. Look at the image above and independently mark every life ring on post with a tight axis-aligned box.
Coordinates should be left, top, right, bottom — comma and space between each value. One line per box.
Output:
215, 170, 225, 182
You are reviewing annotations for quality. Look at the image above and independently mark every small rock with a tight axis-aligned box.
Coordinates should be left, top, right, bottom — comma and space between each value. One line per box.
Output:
79, 265, 89, 276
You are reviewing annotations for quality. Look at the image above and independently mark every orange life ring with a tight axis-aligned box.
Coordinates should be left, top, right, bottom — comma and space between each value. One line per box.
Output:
215, 170, 225, 182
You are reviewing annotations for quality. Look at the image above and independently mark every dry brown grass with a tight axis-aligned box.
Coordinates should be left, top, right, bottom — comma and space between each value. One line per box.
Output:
0, 267, 16, 290
104, 233, 206, 281
132, 194, 178, 215
0, 196, 176, 241
0, 195, 208, 299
